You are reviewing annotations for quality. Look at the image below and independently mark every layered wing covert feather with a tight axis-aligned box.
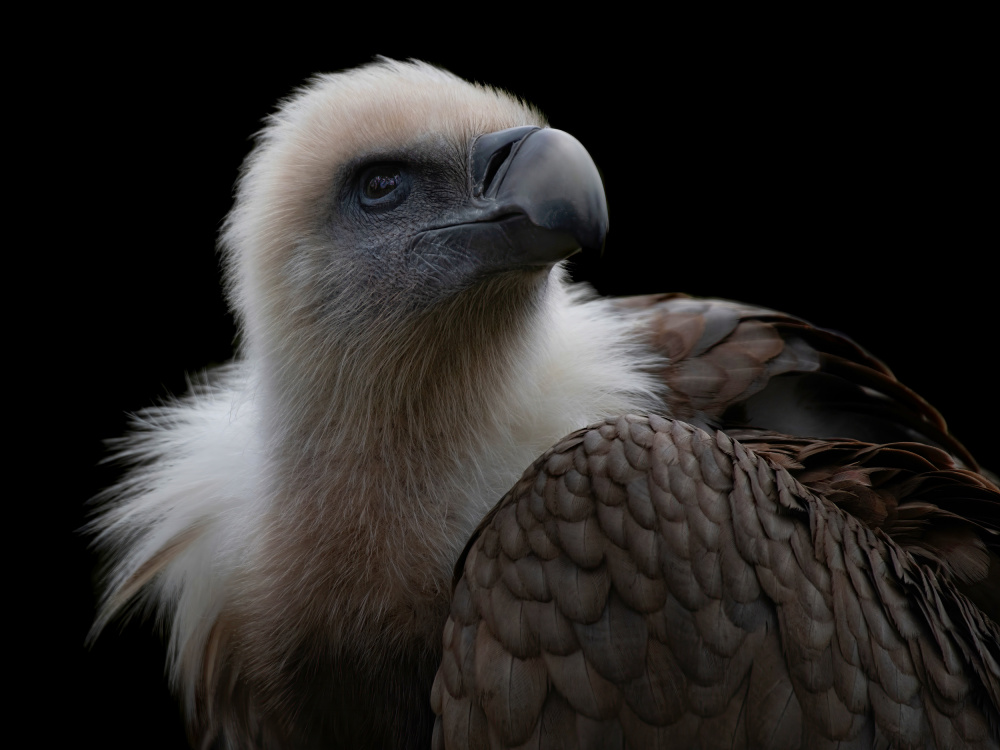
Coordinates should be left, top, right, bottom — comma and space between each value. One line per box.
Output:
432, 415, 1000, 749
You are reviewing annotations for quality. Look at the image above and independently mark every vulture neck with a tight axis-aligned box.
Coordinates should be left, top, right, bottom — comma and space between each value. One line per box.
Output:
222, 267, 661, 739
255, 266, 658, 530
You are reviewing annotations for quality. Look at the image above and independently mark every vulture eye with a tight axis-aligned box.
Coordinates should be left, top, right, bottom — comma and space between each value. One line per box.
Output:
359, 164, 409, 208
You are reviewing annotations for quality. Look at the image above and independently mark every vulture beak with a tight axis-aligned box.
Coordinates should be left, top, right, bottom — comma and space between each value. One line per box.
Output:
409, 126, 609, 279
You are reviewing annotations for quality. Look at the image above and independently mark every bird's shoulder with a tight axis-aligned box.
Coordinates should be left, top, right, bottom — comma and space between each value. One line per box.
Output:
434, 414, 1000, 748
615, 292, 979, 471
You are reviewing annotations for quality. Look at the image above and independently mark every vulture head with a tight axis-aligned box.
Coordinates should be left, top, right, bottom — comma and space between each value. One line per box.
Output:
223, 60, 644, 451
92, 59, 999, 750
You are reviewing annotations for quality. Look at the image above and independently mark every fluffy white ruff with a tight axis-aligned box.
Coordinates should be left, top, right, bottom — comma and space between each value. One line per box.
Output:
90, 273, 663, 712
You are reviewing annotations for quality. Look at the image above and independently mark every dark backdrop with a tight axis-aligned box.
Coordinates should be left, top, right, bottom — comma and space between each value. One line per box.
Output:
39, 37, 991, 748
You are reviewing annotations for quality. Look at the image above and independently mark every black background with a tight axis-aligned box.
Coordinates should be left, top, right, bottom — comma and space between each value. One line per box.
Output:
31, 29, 992, 748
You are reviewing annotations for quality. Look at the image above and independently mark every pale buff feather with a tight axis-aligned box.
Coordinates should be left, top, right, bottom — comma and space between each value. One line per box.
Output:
90, 59, 665, 724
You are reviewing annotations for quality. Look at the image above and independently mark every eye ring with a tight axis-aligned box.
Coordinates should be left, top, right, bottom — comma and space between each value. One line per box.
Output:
359, 163, 410, 208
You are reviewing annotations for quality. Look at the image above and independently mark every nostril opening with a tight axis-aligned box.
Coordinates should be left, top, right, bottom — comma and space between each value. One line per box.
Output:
482, 142, 514, 195
470, 126, 539, 198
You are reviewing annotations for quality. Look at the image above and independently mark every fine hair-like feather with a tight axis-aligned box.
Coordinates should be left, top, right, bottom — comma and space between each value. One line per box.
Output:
90, 59, 664, 748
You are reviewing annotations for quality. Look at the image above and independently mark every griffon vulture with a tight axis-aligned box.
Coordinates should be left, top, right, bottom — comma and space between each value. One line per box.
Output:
91, 59, 1000, 749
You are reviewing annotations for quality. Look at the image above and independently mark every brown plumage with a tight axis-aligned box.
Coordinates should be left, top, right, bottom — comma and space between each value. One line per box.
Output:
432, 294, 999, 749
90, 60, 999, 749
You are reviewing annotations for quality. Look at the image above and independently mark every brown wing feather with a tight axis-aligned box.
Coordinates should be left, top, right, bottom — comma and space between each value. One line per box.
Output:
618, 293, 980, 471
737, 433, 1000, 625
432, 415, 1000, 749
